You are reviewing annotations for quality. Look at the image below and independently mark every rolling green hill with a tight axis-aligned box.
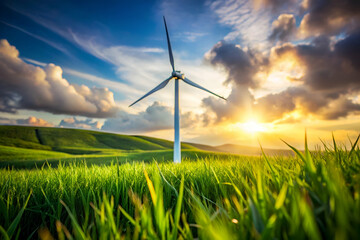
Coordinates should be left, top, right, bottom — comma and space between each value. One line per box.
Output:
0, 125, 291, 168
0, 125, 222, 167
0, 125, 195, 152
191, 143, 293, 156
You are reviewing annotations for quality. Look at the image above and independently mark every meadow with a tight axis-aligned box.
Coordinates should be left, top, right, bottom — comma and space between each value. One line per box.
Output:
0, 126, 291, 169
0, 126, 359, 239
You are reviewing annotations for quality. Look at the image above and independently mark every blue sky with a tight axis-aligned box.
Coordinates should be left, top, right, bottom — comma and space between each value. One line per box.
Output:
0, 0, 227, 74
0, 0, 232, 104
0, 0, 359, 148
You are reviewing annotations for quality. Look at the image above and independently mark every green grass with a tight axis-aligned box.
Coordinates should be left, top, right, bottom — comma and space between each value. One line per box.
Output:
0, 125, 243, 169
0, 135, 359, 239
0, 125, 195, 152
0, 145, 70, 161
0, 147, 245, 169
135, 135, 196, 150
0, 126, 212, 167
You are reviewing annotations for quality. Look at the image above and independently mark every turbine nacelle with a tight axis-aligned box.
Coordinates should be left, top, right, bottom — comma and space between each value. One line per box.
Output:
172, 71, 185, 80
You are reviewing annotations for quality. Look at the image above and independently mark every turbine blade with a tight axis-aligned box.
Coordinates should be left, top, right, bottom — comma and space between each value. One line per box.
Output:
129, 76, 173, 107
163, 16, 175, 71
183, 78, 227, 100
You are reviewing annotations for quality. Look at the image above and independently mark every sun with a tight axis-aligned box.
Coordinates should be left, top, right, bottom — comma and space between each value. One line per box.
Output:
242, 120, 266, 133
227, 119, 269, 134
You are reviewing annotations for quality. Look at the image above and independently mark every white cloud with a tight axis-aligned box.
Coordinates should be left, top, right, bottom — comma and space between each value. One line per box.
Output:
59, 117, 102, 130
0, 39, 118, 117
209, 0, 272, 48
102, 101, 200, 133
23, 58, 142, 97
69, 32, 229, 113
5, 7, 229, 122
0, 116, 54, 127
173, 32, 207, 42
5, 5, 229, 112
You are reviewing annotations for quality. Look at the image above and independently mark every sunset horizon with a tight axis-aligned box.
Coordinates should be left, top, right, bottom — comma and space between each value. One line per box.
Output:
1, 1, 360, 239
1, 0, 359, 149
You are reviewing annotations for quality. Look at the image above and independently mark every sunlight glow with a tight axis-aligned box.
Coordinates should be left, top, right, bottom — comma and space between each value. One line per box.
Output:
228, 120, 270, 134
242, 120, 267, 133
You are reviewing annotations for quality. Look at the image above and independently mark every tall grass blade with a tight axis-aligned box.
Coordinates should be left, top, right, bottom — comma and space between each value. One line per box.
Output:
144, 169, 157, 205
7, 190, 32, 239
172, 175, 184, 239
347, 134, 360, 160
60, 200, 86, 240
0, 226, 10, 240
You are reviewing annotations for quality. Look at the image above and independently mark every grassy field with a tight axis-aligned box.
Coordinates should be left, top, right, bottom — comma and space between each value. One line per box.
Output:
0, 125, 359, 239
0, 125, 222, 169
0, 126, 293, 169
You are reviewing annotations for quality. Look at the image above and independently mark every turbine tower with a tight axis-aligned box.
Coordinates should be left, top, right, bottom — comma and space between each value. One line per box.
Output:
129, 17, 226, 163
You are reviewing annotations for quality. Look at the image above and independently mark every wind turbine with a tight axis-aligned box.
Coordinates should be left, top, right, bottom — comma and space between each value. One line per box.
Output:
129, 17, 226, 163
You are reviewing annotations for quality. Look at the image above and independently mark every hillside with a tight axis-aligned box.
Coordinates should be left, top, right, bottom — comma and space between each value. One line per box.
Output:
0, 125, 292, 165
0, 125, 195, 152
215, 144, 293, 156
185, 142, 293, 156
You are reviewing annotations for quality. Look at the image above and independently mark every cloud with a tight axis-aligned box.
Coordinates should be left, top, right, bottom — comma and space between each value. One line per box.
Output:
335, 31, 360, 69
209, 0, 272, 47
8, 5, 228, 110
0, 39, 118, 117
312, 121, 360, 132
254, 88, 298, 121
202, 85, 254, 123
268, 14, 296, 42
174, 32, 207, 42
254, 0, 297, 11
256, 33, 360, 121
272, 34, 360, 93
253, 0, 360, 39
205, 41, 267, 88
70, 31, 229, 112
23, 58, 140, 96
69, 32, 177, 95
203, 41, 266, 122
59, 117, 102, 130
0, 116, 54, 127
203, 31, 360, 123
206, 0, 360, 124
102, 101, 200, 133
298, 0, 360, 37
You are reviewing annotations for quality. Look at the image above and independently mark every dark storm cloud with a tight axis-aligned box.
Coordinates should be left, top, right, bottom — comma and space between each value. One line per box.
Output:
299, 0, 360, 37
268, 14, 296, 42
0, 39, 118, 118
102, 102, 199, 133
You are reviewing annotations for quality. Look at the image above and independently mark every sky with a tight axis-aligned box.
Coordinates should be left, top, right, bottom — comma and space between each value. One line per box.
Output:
0, 0, 359, 149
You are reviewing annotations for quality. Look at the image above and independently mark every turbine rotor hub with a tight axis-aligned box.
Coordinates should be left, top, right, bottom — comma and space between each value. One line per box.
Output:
172, 71, 185, 80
